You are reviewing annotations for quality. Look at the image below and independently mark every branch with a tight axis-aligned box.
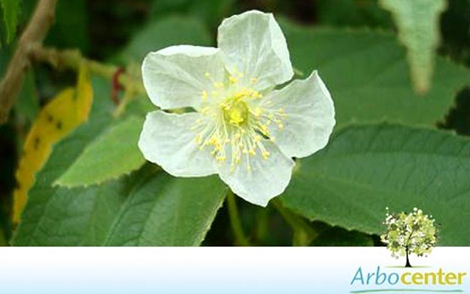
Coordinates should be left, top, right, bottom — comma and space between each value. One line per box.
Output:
0, 0, 58, 124
406, 228, 415, 247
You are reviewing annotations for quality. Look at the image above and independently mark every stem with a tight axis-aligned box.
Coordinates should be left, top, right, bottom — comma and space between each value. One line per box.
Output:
405, 245, 412, 267
293, 67, 305, 77
255, 207, 269, 243
272, 198, 317, 246
0, 0, 58, 124
405, 229, 415, 268
226, 191, 250, 246
29, 45, 145, 95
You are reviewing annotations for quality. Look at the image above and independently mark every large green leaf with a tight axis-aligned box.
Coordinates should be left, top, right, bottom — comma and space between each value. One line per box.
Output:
55, 116, 146, 187
281, 124, 470, 245
0, 0, 19, 43
281, 23, 470, 128
118, 16, 212, 63
380, 0, 447, 94
103, 170, 226, 246
13, 78, 226, 246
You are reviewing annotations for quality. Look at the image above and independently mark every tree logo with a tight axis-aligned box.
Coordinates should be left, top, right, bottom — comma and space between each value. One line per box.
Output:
381, 208, 438, 268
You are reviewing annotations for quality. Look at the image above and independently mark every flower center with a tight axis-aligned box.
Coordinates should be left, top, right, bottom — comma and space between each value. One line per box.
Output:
193, 72, 287, 171
222, 95, 250, 127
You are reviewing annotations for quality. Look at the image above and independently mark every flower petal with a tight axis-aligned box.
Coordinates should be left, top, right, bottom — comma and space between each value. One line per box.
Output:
142, 45, 226, 110
217, 10, 293, 90
138, 111, 216, 177
217, 141, 294, 206
262, 71, 335, 158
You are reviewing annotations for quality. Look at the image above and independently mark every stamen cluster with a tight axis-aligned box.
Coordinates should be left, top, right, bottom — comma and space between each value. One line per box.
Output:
193, 72, 286, 171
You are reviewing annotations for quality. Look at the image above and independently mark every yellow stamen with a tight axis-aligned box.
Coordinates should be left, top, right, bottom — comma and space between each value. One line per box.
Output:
201, 90, 208, 101
229, 76, 238, 84
192, 71, 287, 169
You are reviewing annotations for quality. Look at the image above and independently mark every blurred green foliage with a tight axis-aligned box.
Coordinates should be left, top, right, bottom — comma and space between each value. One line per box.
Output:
116, 16, 212, 63
46, 0, 89, 52
0, 0, 19, 43
1, 0, 470, 246
316, 0, 392, 28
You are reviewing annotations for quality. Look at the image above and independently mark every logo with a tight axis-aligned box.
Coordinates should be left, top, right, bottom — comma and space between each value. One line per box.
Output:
350, 267, 467, 291
381, 207, 437, 268
349, 208, 467, 293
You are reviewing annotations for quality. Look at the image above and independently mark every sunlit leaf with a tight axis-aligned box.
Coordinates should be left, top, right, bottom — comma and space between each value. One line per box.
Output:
55, 116, 146, 187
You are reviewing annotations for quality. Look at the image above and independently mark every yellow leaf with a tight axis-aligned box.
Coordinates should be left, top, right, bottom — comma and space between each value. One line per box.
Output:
13, 64, 93, 224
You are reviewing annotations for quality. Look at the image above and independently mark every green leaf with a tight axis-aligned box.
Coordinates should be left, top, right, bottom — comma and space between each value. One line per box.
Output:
0, 0, 19, 43
13, 77, 226, 246
281, 124, 470, 245
379, 0, 447, 94
280, 23, 470, 128
14, 162, 225, 246
104, 170, 226, 246
55, 116, 146, 187
122, 95, 156, 117
118, 16, 212, 63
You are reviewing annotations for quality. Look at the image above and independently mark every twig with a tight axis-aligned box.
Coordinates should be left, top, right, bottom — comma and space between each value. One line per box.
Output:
0, 0, 58, 124
112, 67, 126, 105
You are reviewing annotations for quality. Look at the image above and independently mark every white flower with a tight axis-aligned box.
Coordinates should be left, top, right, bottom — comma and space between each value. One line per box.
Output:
138, 10, 335, 206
